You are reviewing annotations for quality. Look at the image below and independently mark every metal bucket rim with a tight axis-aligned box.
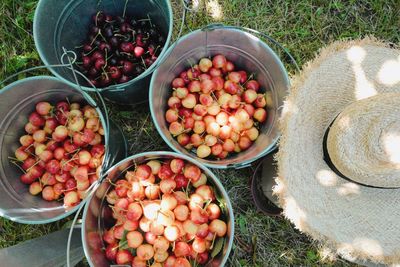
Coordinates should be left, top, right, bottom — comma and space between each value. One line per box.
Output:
81, 150, 235, 267
32, 0, 174, 93
149, 27, 290, 169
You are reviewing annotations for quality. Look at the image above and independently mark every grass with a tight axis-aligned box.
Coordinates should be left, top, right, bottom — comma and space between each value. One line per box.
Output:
0, 0, 399, 266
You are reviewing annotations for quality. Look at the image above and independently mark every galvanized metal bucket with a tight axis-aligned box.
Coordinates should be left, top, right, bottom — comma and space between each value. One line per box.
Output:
250, 151, 282, 216
33, 0, 173, 104
0, 76, 127, 224
82, 151, 234, 267
149, 25, 292, 169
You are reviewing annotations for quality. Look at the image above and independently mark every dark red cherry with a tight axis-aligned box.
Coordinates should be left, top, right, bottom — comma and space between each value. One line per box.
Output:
122, 61, 134, 74
109, 66, 122, 80
120, 42, 134, 53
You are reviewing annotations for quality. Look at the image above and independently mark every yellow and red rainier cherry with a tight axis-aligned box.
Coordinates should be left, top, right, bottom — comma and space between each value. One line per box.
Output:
12, 101, 105, 207
102, 158, 228, 266
165, 54, 269, 159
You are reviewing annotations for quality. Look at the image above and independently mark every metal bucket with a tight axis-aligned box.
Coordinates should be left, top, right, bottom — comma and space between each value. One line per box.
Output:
149, 25, 290, 169
82, 151, 234, 267
0, 76, 127, 224
33, 0, 173, 104
250, 152, 282, 216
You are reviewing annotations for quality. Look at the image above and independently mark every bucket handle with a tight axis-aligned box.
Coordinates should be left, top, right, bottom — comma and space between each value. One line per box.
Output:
0, 55, 110, 140
65, 181, 103, 267
201, 23, 301, 73
0, 55, 108, 128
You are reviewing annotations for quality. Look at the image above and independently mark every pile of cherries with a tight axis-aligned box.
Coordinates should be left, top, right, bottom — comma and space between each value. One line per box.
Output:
102, 158, 228, 266
76, 11, 165, 87
12, 101, 105, 207
165, 54, 268, 159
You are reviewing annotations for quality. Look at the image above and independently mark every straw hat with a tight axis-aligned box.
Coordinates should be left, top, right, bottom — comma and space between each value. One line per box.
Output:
275, 37, 400, 265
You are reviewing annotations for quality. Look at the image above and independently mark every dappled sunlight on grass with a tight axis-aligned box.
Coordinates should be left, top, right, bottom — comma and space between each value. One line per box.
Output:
319, 246, 337, 262
206, 0, 224, 20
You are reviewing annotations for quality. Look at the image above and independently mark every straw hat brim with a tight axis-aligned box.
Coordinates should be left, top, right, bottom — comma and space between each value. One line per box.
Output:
275, 37, 400, 265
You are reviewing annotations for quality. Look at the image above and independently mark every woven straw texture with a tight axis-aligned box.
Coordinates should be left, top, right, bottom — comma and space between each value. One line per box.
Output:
327, 93, 400, 188
275, 38, 400, 265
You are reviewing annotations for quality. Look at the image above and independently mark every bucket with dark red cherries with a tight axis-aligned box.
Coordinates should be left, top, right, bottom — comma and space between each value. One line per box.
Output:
33, 0, 173, 104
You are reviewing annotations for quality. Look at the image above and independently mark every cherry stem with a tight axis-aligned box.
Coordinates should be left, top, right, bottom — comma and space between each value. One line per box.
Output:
26, 159, 41, 173
62, 148, 81, 167
244, 73, 255, 85
98, 30, 107, 43
83, 46, 98, 56
95, 11, 101, 27
117, 240, 128, 250
26, 150, 38, 159
153, 45, 161, 55
147, 14, 153, 28
203, 199, 212, 211
137, 18, 151, 22
210, 92, 218, 102
9, 159, 26, 174
140, 56, 147, 70
209, 232, 217, 250
8, 156, 22, 162
192, 256, 199, 267
89, 30, 101, 46
24, 143, 34, 152
184, 179, 191, 199
106, 178, 119, 187
38, 177, 43, 188
122, 0, 128, 18
158, 209, 172, 218
120, 52, 132, 57
62, 187, 77, 193
58, 108, 71, 126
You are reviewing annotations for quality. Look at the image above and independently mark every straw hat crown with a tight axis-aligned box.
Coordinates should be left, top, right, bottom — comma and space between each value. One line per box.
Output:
326, 93, 400, 188
276, 38, 400, 265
